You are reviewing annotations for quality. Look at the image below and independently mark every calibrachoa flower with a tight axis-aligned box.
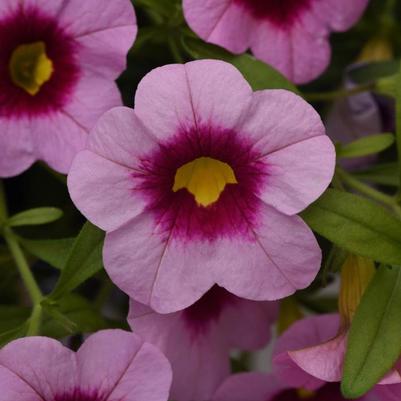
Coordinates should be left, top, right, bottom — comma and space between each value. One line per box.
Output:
273, 257, 401, 401
68, 59, 335, 313
0, 0, 137, 177
128, 285, 278, 401
0, 329, 172, 401
211, 372, 374, 401
272, 314, 394, 401
183, 0, 369, 84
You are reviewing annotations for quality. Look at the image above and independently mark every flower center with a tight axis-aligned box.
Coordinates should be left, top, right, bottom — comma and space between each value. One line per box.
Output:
173, 157, 238, 207
234, 0, 311, 25
9, 41, 54, 96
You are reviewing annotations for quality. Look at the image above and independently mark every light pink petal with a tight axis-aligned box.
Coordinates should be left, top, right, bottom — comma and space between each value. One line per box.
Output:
63, 72, 122, 132
312, 0, 369, 31
128, 301, 228, 401
86, 107, 157, 168
58, 0, 137, 79
77, 329, 171, 401
239, 90, 333, 215
220, 300, 278, 350
273, 314, 340, 390
0, 337, 77, 399
103, 213, 216, 313
212, 373, 284, 401
184, 0, 254, 54
260, 135, 335, 215
240, 90, 325, 154
251, 22, 331, 84
68, 151, 147, 232
289, 333, 347, 382
0, 117, 35, 178
215, 203, 321, 301
134, 60, 252, 141
31, 112, 87, 174
0, 366, 42, 401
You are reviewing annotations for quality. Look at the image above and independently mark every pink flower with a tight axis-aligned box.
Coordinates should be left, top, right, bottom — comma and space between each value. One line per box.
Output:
68, 59, 335, 313
273, 314, 398, 400
211, 372, 374, 401
182, 0, 369, 84
0, 329, 172, 401
128, 285, 278, 401
0, 0, 137, 177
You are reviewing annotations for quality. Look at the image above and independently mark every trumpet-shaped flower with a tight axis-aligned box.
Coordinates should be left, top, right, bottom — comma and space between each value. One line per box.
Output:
0, 0, 137, 177
68, 59, 335, 313
273, 257, 401, 400
0, 329, 172, 401
183, 0, 369, 84
128, 285, 278, 401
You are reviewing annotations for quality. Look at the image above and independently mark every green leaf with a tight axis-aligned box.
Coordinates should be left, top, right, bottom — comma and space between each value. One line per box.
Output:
342, 266, 401, 398
183, 37, 298, 93
49, 222, 104, 299
8, 207, 63, 227
348, 60, 399, 85
352, 162, 399, 187
41, 294, 108, 337
337, 133, 395, 159
19, 237, 75, 270
301, 189, 401, 265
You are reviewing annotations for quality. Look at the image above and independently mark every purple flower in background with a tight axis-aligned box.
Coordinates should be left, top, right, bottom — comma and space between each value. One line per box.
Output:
129, 286, 278, 401
211, 372, 375, 401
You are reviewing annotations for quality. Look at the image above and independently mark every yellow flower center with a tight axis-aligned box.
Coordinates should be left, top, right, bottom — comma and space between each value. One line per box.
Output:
338, 255, 375, 328
9, 41, 54, 96
297, 388, 316, 399
173, 157, 238, 207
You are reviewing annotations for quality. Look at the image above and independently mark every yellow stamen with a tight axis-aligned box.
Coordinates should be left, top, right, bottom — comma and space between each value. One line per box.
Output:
297, 388, 316, 399
9, 41, 54, 96
173, 157, 237, 207
338, 255, 375, 328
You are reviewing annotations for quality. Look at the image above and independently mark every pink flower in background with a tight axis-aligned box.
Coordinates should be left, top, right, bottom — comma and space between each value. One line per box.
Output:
0, 330, 172, 401
68, 59, 335, 313
183, 0, 369, 84
128, 285, 278, 401
0, 0, 137, 177
211, 372, 373, 401
273, 314, 399, 400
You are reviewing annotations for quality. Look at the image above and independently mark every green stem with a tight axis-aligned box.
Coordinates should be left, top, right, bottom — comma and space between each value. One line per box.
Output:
0, 182, 43, 335
3, 227, 43, 305
26, 304, 42, 336
337, 168, 401, 218
304, 83, 374, 102
168, 36, 184, 63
